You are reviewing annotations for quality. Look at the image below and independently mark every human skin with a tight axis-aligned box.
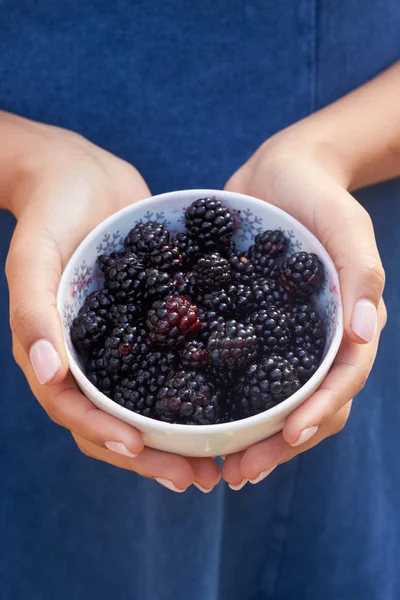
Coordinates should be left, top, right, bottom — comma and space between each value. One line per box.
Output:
1, 61, 399, 492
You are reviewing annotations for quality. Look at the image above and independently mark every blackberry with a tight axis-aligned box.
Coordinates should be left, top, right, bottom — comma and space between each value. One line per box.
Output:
155, 370, 221, 424
228, 284, 254, 315
248, 230, 288, 258
247, 252, 280, 280
140, 350, 177, 379
114, 371, 160, 418
250, 278, 293, 310
124, 221, 170, 257
199, 310, 225, 343
146, 296, 201, 348
246, 308, 290, 355
86, 348, 117, 397
170, 271, 205, 306
101, 252, 146, 303
207, 320, 259, 372
286, 349, 319, 383
286, 303, 326, 358
203, 290, 233, 316
180, 340, 208, 370
145, 268, 175, 298
185, 197, 235, 252
230, 255, 256, 286
79, 289, 114, 319
149, 243, 183, 273
103, 323, 151, 377
238, 354, 300, 417
279, 252, 324, 297
172, 232, 202, 266
193, 253, 232, 292
71, 311, 107, 351
108, 301, 143, 326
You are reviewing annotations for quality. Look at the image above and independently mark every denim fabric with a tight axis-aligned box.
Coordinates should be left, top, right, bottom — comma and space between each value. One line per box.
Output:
0, 2, 399, 599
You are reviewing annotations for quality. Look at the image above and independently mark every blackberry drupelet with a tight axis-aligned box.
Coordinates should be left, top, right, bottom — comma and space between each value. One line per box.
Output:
145, 268, 175, 298
100, 252, 146, 303
124, 221, 170, 257
203, 290, 233, 316
70, 310, 107, 351
238, 354, 300, 416
246, 307, 290, 355
114, 371, 160, 418
246, 251, 280, 280
248, 230, 288, 258
193, 253, 232, 292
80, 289, 114, 319
146, 295, 201, 348
86, 348, 117, 397
228, 283, 254, 315
286, 348, 319, 383
180, 340, 208, 370
199, 310, 226, 343
155, 370, 221, 424
207, 319, 258, 371
103, 323, 151, 377
250, 278, 293, 310
185, 197, 235, 252
172, 232, 202, 266
230, 255, 256, 286
149, 243, 183, 273
286, 303, 326, 358
108, 301, 143, 326
279, 252, 324, 297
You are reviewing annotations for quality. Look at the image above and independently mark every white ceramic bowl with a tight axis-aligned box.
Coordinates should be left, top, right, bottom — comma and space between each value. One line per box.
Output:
57, 189, 343, 457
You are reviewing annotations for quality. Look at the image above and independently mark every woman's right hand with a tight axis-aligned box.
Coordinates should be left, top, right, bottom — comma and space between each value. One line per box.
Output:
4, 113, 220, 493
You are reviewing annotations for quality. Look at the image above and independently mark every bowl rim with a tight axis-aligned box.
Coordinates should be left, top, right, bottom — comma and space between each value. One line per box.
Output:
57, 188, 344, 436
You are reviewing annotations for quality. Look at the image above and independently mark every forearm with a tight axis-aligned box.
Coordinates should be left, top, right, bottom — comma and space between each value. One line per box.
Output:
286, 60, 400, 190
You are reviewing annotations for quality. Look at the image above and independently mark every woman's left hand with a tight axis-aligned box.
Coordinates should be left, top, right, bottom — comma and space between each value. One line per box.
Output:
221, 128, 387, 489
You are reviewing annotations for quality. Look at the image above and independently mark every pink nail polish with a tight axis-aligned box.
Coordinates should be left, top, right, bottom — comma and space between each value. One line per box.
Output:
105, 441, 138, 458
155, 478, 185, 493
29, 339, 62, 384
228, 479, 248, 491
291, 425, 319, 447
249, 465, 277, 484
351, 299, 377, 343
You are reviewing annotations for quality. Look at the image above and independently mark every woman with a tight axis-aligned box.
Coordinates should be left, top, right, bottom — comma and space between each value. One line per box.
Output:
1, 1, 399, 598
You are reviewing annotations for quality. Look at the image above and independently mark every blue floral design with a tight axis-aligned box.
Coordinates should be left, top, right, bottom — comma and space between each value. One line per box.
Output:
96, 231, 124, 255
235, 208, 264, 243
323, 297, 337, 346
135, 211, 171, 227
63, 301, 75, 329
278, 228, 303, 255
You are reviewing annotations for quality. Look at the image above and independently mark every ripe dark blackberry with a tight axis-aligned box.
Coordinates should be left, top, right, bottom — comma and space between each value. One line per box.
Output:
230, 255, 256, 285
248, 230, 288, 258
86, 348, 117, 397
71, 311, 107, 351
80, 289, 114, 319
203, 290, 233, 316
185, 197, 235, 252
250, 278, 293, 310
103, 323, 151, 377
228, 284, 254, 315
108, 301, 143, 326
124, 221, 170, 257
199, 310, 225, 343
207, 320, 259, 372
172, 232, 202, 266
279, 252, 324, 297
193, 253, 232, 292
149, 243, 183, 273
170, 271, 205, 306
246, 252, 280, 280
145, 268, 175, 298
100, 252, 146, 303
114, 371, 160, 418
180, 340, 208, 370
246, 308, 290, 355
238, 354, 300, 417
155, 370, 221, 424
286, 349, 319, 383
140, 350, 177, 379
146, 296, 201, 348
286, 303, 326, 358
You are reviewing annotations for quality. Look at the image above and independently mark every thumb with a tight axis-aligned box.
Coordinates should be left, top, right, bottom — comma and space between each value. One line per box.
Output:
6, 219, 68, 385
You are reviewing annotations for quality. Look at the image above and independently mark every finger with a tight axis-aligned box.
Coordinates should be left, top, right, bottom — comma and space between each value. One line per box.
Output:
283, 302, 385, 446
14, 338, 144, 456
223, 403, 352, 486
187, 458, 221, 493
221, 452, 247, 490
7, 218, 68, 385
73, 434, 195, 492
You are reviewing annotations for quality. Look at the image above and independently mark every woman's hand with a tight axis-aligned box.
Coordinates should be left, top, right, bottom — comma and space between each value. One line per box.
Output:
4, 115, 220, 493
222, 128, 387, 489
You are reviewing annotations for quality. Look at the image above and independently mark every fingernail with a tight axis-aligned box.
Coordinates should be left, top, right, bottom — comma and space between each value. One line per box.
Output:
351, 299, 377, 343
29, 339, 62, 384
291, 425, 319, 447
228, 479, 248, 491
221, 456, 226, 460
193, 482, 214, 494
249, 465, 277, 484
105, 441, 138, 458
155, 478, 186, 493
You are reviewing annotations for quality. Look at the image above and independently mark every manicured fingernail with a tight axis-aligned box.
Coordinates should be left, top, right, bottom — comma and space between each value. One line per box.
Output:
351, 299, 377, 343
249, 465, 277, 484
193, 482, 214, 493
291, 425, 319, 447
229, 479, 248, 491
105, 441, 138, 458
29, 339, 62, 384
155, 478, 186, 493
